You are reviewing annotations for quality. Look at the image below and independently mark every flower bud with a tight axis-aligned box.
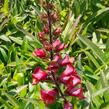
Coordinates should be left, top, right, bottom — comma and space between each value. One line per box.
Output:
44, 25, 49, 34
43, 41, 52, 51
53, 27, 62, 36
66, 75, 81, 87
53, 39, 65, 52
41, 13, 48, 18
51, 13, 58, 22
40, 13, 48, 22
53, 54, 61, 62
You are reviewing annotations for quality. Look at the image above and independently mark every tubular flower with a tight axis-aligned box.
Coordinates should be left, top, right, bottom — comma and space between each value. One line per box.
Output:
64, 101, 73, 109
60, 75, 80, 85
32, 67, 47, 84
66, 75, 81, 87
67, 86, 84, 100
61, 64, 77, 77
59, 55, 72, 66
41, 89, 58, 105
32, 49, 46, 58
53, 39, 65, 52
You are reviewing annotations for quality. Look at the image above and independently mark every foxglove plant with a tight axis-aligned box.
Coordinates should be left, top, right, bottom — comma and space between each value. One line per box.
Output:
32, 1, 84, 108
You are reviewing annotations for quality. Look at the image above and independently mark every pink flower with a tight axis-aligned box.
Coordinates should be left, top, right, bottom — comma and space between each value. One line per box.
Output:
60, 75, 81, 85
59, 55, 72, 66
61, 64, 77, 77
32, 67, 47, 84
53, 54, 61, 62
53, 27, 62, 36
64, 101, 73, 109
67, 86, 84, 100
60, 76, 71, 84
41, 89, 58, 105
53, 39, 65, 52
67, 75, 81, 87
32, 49, 46, 58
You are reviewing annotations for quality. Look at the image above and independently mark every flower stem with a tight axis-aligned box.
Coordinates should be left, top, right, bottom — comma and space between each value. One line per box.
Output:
46, 2, 67, 102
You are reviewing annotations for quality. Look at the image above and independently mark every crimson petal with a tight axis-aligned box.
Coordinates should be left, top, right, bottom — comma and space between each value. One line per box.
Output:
32, 49, 46, 58
41, 89, 58, 105
32, 67, 47, 84
59, 55, 72, 66
61, 64, 77, 77
67, 87, 84, 100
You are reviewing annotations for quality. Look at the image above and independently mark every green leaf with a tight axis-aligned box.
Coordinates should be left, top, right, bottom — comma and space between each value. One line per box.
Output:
3, 92, 19, 108
9, 36, 23, 45
78, 35, 106, 64
0, 35, 11, 42
3, 0, 9, 16
83, 50, 100, 69
92, 87, 109, 98
0, 47, 8, 62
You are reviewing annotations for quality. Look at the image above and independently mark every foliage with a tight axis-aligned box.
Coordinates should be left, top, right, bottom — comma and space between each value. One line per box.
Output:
0, 0, 109, 109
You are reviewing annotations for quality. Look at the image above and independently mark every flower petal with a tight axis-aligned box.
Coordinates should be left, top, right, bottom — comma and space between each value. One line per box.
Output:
61, 64, 77, 77
67, 87, 84, 100
33, 49, 46, 58
32, 67, 47, 84
67, 75, 81, 87
59, 55, 72, 66
53, 39, 65, 52
41, 89, 58, 105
